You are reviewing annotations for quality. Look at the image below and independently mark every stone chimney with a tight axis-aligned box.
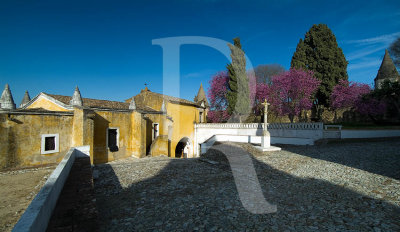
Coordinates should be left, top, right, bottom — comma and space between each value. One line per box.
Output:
70, 86, 83, 106
129, 98, 136, 110
19, 90, 31, 108
0, 84, 16, 110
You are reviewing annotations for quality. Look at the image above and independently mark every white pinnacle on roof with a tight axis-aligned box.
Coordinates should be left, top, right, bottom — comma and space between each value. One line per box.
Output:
70, 86, 83, 106
19, 90, 31, 108
129, 98, 136, 110
0, 84, 16, 110
161, 100, 166, 113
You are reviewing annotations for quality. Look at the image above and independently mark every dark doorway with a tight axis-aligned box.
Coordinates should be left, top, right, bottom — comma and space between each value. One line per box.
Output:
175, 137, 189, 158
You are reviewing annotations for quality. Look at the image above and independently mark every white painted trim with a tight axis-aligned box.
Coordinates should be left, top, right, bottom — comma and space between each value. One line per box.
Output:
41, 134, 59, 155
106, 127, 120, 149
195, 122, 324, 130
40, 94, 72, 110
152, 123, 159, 141
22, 93, 72, 110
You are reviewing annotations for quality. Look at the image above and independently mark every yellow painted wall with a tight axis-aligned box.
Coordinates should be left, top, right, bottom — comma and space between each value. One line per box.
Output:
132, 91, 205, 158
167, 102, 200, 158
149, 135, 168, 157
143, 113, 168, 154
27, 96, 70, 112
0, 113, 74, 169
1, 90, 205, 169
92, 110, 145, 164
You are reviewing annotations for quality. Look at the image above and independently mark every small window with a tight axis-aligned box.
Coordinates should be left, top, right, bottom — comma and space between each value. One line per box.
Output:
45, 137, 55, 151
152, 123, 159, 140
199, 112, 203, 123
107, 128, 119, 152
41, 134, 59, 154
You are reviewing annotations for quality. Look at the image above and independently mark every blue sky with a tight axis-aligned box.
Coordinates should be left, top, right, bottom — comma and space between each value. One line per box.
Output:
0, 0, 399, 105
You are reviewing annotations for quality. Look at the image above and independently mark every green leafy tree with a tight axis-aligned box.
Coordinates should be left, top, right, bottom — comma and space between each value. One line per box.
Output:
253, 64, 285, 84
372, 80, 400, 120
226, 37, 250, 122
291, 24, 348, 107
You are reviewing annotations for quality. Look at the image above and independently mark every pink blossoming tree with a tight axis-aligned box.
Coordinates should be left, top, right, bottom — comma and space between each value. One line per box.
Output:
330, 80, 371, 110
253, 83, 269, 116
207, 71, 258, 123
355, 98, 387, 118
207, 72, 230, 122
267, 68, 320, 123
330, 80, 386, 121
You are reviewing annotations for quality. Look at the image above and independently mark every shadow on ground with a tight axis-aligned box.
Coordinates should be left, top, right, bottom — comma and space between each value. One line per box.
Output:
47, 157, 99, 232
93, 142, 400, 231
281, 137, 400, 180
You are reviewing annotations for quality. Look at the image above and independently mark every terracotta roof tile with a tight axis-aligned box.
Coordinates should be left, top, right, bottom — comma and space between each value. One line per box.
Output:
46, 94, 130, 110
44, 93, 159, 112
127, 90, 202, 107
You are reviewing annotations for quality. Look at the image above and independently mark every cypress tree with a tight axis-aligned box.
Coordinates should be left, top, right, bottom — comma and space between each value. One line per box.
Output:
226, 63, 237, 114
226, 37, 250, 122
291, 39, 307, 69
291, 24, 348, 106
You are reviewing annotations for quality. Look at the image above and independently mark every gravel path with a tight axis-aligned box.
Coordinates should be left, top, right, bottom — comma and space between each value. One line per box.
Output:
0, 165, 56, 232
93, 140, 400, 231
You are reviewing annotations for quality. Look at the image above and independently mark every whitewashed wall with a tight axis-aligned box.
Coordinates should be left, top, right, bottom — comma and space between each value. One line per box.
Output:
194, 123, 324, 155
195, 123, 324, 144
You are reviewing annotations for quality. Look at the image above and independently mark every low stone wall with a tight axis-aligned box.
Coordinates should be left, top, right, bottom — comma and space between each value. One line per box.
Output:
341, 130, 400, 139
195, 123, 324, 144
12, 146, 89, 232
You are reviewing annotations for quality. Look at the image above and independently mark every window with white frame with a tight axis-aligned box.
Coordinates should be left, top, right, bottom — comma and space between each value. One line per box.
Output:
41, 134, 59, 154
152, 123, 159, 140
107, 128, 119, 152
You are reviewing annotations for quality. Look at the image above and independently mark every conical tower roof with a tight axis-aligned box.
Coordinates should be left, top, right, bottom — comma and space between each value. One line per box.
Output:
375, 49, 400, 81
0, 84, 16, 110
194, 83, 209, 107
70, 86, 83, 106
19, 90, 31, 108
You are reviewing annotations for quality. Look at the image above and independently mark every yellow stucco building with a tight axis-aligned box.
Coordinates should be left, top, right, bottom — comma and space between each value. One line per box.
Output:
0, 84, 208, 169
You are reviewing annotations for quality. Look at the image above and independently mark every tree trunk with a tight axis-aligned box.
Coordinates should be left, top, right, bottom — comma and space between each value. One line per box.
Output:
289, 114, 294, 123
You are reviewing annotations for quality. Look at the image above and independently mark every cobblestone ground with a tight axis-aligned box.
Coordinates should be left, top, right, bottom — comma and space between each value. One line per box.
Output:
93, 140, 400, 231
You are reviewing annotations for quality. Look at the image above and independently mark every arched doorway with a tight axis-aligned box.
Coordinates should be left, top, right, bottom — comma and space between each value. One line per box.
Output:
175, 137, 190, 158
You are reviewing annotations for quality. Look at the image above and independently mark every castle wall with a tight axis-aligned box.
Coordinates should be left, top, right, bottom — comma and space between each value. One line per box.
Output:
167, 102, 200, 158
2, 90, 204, 167
92, 110, 145, 164
0, 113, 74, 169
143, 113, 168, 156
149, 135, 169, 157
133, 91, 204, 157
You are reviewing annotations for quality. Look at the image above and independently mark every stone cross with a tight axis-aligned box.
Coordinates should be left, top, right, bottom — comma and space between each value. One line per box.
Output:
258, 98, 281, 152
261, 99, 270, 126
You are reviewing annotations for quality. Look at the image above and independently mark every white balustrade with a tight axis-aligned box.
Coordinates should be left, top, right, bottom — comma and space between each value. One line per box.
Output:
195, 122, 323, 130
